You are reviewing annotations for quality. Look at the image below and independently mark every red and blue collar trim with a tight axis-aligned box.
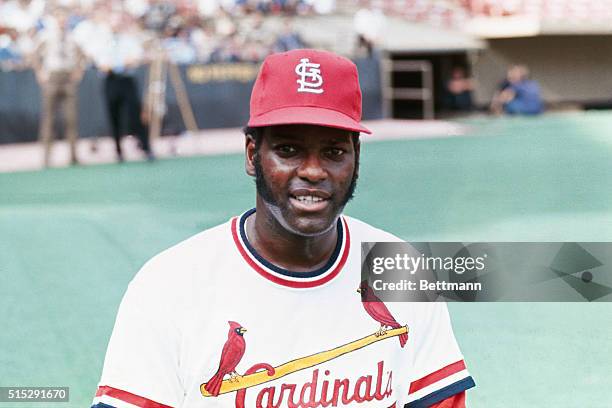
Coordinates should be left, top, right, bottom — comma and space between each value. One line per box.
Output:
231, 208, 350, 289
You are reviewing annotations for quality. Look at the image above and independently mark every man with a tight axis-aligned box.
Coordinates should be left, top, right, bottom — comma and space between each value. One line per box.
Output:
33, 7, 85, 167
94, 13, 154, 162
92, 49, 474, 408
274, 19, 306, 53
490, 65, 543, 116
445, 67, 474, 112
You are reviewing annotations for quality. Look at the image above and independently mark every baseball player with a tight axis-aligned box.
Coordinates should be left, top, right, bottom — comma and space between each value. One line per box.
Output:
92, 49, 475, 408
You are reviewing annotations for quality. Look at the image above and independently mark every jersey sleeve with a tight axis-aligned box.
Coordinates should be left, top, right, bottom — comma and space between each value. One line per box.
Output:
403, 303, 475, 408
92, 258, 184, 408
429, 391, 466, 408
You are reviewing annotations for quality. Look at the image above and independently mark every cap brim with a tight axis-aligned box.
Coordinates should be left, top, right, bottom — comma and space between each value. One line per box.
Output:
248, 106, 371, 134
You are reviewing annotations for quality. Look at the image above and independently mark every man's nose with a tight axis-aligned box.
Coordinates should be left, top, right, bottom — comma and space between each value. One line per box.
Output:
297, 153, 327, 183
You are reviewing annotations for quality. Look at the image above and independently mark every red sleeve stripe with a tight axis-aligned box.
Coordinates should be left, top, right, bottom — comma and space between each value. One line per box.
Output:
409, 360, 467, 394
95, 386, 173, 408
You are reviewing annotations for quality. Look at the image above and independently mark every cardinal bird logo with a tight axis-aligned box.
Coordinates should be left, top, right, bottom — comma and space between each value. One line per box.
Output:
204, 321, 247, 397
357, 281, 408, 348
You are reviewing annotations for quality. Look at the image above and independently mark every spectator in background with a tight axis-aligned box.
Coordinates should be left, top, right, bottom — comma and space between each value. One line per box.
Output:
162, 26, 197, 64
143, 0, 176, 33
0, 0, 44, 34
0, 29, 25, 70
238, 11, 274, 60
209, 33, 242, 62
32, 7, 86, 167
304, 0, 335, 14
190, 22, 218, 62
274, 19, 305, 52
94, 13, 154, 162
0, 0, 42, 69
491, 64, 543, 115
445, 66, 474, 111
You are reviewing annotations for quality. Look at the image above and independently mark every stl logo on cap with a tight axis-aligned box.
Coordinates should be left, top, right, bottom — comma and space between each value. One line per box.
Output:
247, 49, 371, 134
295, 58, 324, 94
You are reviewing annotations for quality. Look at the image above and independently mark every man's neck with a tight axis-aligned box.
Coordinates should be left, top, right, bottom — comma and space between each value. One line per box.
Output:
246, 204, 339, 273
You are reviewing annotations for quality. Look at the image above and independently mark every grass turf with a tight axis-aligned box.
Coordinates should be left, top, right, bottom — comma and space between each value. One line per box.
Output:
1, 111, 612, 407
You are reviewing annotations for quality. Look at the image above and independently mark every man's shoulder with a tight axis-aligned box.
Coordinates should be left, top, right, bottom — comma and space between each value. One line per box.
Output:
130, 218, 235, 287
343, 215, 403, 242
156, 217, 232, 256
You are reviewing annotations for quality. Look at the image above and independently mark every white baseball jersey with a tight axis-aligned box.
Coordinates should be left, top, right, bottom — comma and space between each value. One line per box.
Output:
92, 209, 474, 408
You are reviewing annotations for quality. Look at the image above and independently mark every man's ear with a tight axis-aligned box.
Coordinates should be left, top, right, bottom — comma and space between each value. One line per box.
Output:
245, 134, 256, 177
353, 137, 361, 178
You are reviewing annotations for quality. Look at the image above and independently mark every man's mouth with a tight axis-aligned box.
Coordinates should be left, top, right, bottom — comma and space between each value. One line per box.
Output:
289, 189, 331, 212
293, 195, 325, 203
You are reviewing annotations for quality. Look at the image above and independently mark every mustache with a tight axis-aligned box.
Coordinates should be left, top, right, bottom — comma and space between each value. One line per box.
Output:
289, 185, 333, 197
254, 160, 358, 207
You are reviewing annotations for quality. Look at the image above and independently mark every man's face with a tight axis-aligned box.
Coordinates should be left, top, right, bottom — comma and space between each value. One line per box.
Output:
246, 124, 360, 236
507, 66, 524, 83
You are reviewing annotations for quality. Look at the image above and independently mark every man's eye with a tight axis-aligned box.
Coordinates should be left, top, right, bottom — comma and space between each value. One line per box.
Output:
327, 148, 345, 157
276, 145, 297, 154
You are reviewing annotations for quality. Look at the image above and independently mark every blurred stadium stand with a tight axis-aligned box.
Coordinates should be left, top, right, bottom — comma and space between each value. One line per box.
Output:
338, 0, 612, 31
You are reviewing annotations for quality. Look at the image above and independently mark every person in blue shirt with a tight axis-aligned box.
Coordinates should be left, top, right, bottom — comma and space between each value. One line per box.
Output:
491, 65, 543, 115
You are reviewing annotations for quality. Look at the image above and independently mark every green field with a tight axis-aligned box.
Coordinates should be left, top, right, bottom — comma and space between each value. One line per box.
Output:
2, 112, 612, 407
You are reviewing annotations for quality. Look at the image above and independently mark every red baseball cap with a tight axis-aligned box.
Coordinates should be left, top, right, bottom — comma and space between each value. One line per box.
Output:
248, 49, 371, 134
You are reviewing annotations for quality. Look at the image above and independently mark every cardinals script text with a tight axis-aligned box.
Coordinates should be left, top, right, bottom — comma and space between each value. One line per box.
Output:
236, 361, 393, 408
